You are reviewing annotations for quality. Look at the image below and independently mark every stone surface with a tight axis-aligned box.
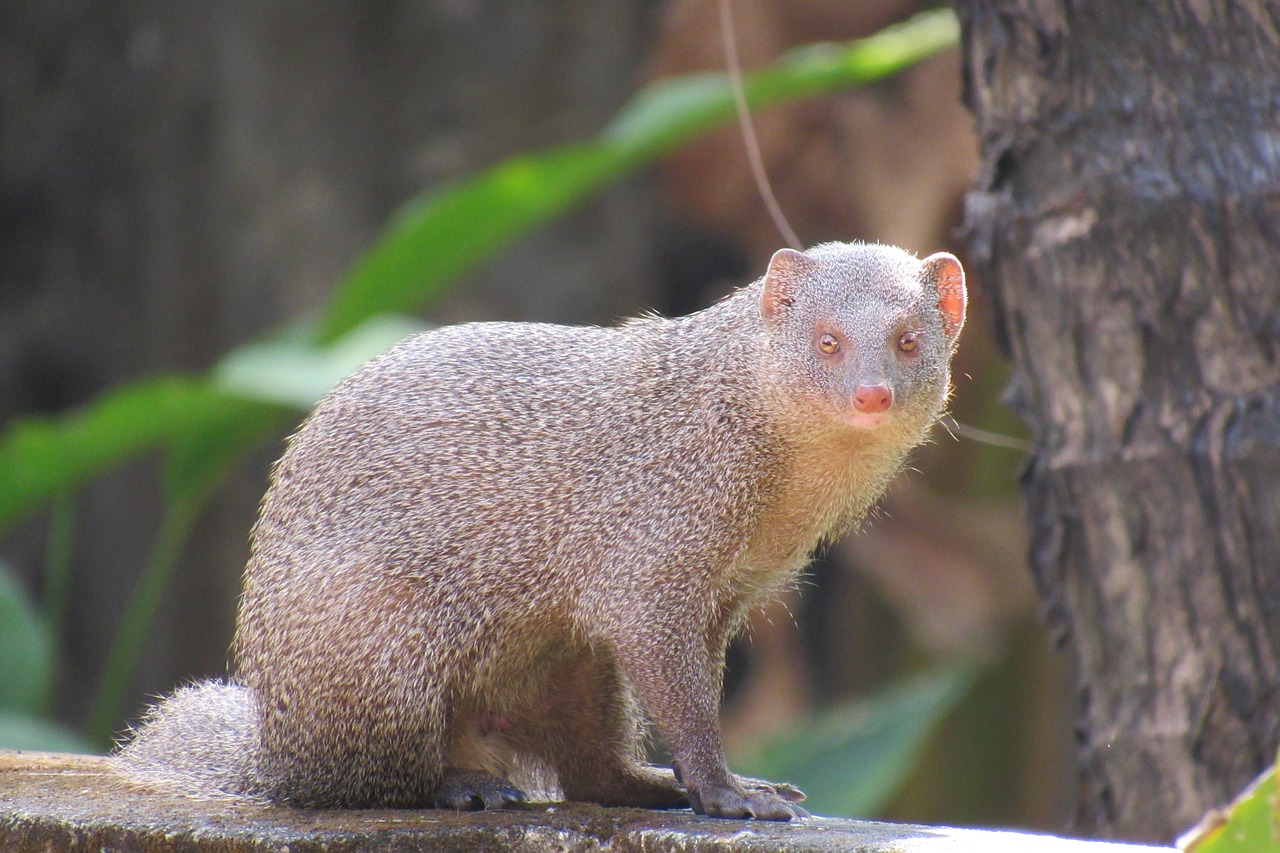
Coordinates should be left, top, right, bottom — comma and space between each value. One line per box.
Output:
0, 750, 1176, 852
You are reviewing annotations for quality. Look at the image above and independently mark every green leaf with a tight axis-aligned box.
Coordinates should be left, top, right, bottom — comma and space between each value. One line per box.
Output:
315, 142, 619, 344
604, 10, 958, 157
214, 314, 428, 410
730, 661, 977, 818
1179, 760, 1280, 852
0, 377, 290, 536
0, 560, 53, 715
0, 710, 97, 754
314, 8, 959, 342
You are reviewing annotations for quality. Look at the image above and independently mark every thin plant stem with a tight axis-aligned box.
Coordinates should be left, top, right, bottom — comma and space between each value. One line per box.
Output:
42, 493, 76, 673
86, 481, 218, 747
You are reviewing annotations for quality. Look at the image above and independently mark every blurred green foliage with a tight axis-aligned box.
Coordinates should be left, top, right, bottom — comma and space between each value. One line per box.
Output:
732, 663, 977, 818
0, 9, 973, 818
0, 560, 93, 752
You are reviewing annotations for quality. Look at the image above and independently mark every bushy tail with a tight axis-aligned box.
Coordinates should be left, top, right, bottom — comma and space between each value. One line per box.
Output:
112, 680, 264, 800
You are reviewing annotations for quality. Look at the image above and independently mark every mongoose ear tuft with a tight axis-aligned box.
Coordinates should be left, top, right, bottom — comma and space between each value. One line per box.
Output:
920, 252, 966, 344
760, 248, 817, 330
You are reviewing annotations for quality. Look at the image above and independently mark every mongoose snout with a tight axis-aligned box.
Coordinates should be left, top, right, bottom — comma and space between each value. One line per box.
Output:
853, 381, 894, 414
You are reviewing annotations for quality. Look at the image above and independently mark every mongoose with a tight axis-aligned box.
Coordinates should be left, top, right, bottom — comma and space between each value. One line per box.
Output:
114, 242, 966, 821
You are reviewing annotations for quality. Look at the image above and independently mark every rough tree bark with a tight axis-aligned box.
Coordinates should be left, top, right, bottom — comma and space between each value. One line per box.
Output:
956, 0, 1280, 843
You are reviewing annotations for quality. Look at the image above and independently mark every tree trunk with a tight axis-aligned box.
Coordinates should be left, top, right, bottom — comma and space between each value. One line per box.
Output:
955, 0, 1280, 843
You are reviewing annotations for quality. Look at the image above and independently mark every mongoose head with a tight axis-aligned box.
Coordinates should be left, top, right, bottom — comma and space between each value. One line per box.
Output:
758, 242, 966, 432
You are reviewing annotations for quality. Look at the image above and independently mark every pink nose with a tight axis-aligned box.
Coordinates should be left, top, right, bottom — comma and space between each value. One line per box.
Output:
853, 382, 893, 414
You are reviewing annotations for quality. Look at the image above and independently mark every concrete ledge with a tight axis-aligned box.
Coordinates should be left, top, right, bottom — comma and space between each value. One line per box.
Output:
1, 749, 1175, 852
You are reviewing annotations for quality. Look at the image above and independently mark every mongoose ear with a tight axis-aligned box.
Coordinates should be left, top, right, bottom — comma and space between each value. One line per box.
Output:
920, 252, 966, 344
760, 248, 818, 331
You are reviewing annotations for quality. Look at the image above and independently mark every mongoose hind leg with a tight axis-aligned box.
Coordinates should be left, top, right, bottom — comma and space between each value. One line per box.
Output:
255, 688, 448, 808
246, 585, 454, 808
433, 706, 530, 810
433, 768, 528, 810
520, 646, 686, 809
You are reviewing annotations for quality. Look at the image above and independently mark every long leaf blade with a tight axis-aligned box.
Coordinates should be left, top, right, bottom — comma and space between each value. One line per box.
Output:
730, 662, 976, 819
0, 379, 289, 535
315, 9, 959, 342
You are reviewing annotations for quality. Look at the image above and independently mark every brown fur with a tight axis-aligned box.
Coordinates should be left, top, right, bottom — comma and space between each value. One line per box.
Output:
113, 242, 965, 821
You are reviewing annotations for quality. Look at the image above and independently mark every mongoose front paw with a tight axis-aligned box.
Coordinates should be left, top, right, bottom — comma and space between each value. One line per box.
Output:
433, 769, 528, 811
688, 784, 810, 821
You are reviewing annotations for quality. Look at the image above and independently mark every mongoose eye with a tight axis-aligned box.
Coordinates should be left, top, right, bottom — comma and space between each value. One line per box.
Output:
818, 333, 840, 355
898, 331, 918, 353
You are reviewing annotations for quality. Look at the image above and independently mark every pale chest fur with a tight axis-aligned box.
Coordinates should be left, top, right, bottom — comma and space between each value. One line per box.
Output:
728, 421, 922, 601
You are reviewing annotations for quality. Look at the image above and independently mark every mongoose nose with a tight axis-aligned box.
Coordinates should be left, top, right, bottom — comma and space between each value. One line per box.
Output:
853, 382, 893, 414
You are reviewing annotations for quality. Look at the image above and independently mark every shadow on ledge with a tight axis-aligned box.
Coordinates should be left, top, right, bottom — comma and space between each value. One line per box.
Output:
0, 750, 1174, 852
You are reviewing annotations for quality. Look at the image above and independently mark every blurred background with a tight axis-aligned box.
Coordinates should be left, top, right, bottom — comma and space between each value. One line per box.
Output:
1, 0, 1071, 831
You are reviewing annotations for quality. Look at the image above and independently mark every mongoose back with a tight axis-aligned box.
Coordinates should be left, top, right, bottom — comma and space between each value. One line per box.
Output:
115, 242, 967, 820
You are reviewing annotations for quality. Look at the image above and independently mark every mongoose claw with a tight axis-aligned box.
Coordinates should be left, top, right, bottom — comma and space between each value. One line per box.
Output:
433, 769, 528, 811
735, 774, 807, 804
688, 784, 810, 821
